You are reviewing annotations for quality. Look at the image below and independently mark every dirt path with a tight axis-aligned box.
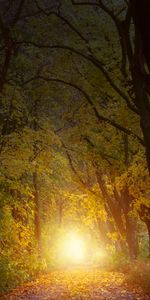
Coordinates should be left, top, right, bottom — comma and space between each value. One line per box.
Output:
1, 269, 150, 300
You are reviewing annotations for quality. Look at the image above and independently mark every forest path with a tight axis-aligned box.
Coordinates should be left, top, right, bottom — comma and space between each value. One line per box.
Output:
1, 269, 150, 300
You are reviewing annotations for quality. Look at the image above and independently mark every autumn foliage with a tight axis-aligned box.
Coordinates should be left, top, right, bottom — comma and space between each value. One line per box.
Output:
0, 0, 150, 295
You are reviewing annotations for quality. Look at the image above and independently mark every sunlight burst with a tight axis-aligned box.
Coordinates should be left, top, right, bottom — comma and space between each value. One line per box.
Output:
63, 232, 86, 263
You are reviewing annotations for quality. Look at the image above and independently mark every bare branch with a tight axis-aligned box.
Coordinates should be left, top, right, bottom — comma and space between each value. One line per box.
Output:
71, 0, 133, 85
71, 1, 99, 6
35, 0, 88, 43
61, 140, 98, 195
83, 136, 114, 165
22, 75, 144, 145
17, 41, 138, 114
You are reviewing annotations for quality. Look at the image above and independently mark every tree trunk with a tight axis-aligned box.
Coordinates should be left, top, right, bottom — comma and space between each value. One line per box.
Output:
146, 220, 150, 258
126, 216, 138, 260
130, 0, 150, 174
33, 170, 42, 257
139, 204, 150, 257
96, 169, 125, 238
121, 187, 138, 260
132, 66, 150, 174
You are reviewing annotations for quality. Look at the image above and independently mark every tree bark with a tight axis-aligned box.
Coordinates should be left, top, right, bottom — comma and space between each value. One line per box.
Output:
33, 170, 42, 257
121, 187, 138, 260
139, 204, 150, 257
95, 169, 125, 238
130, 0, 150, 174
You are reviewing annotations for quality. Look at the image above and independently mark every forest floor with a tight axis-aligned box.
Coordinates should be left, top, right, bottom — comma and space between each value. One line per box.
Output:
1, 268, 150, 300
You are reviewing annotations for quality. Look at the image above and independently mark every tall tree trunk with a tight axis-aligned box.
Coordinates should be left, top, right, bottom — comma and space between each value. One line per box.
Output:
139, 205, 150, 257
33, 170, 42, 257
95, 169, 125, 238
121, 187, 138, 260
125, 216, 138, 260
146, 220, 150, 258
132, 66, 150, 174
130, 0, 150, 174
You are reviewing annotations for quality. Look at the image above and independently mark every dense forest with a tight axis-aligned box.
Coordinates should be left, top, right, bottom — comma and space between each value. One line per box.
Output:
0, 0, 150, 297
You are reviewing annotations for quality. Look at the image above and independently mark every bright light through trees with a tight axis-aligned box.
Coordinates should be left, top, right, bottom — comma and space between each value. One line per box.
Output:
61, 232, 86, 264
57, 230, 108, 266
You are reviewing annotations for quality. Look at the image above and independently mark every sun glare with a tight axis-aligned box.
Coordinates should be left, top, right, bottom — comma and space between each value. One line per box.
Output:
58, 231, 107, 266
63, 232, 86, 263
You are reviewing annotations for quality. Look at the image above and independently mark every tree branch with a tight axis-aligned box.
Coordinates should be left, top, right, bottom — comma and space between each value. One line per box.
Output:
35, 0, 88, 43
83, 136, 114, 165
61, 140, 98, 195
71, 0, 134, 89
17, 41, 139, 114
71, 1, 99, 6
22, 75, 144, 145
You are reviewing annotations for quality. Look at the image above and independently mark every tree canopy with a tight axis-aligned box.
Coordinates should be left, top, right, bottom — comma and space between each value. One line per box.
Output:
0, 0, 150, 292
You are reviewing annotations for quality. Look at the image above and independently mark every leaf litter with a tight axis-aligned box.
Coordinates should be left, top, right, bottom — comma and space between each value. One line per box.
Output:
1, 269, 150, 300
